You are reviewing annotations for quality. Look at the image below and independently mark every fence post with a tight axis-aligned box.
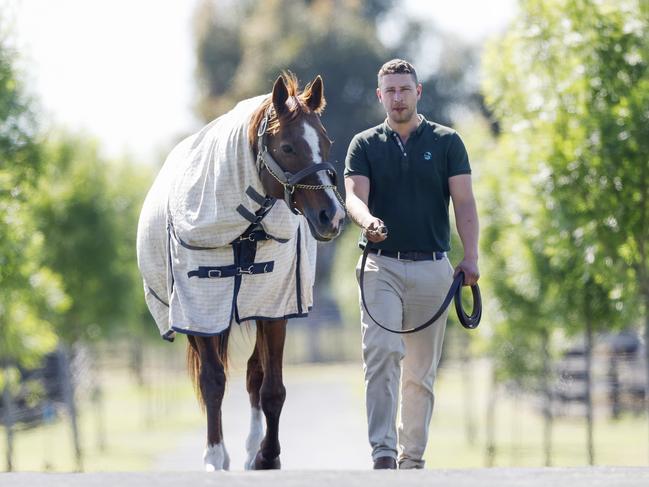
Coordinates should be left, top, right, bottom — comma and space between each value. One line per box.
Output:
485, 364, 497, 467
57, 345, 84, 471
2, 366, 15, 472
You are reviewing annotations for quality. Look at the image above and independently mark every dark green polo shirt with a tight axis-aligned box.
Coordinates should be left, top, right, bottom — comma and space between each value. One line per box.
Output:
344, 117, 471, 252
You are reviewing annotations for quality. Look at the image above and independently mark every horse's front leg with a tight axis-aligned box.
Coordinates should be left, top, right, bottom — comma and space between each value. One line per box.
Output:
254, 319, 287, 470
244, 328, 265, 470
189, 335, 230, 471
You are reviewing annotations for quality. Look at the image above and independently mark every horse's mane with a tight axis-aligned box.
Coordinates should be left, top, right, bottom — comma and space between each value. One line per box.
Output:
247, 72, 327, 150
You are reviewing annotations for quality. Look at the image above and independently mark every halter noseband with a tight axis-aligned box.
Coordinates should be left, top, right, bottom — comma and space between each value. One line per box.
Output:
255, 109, 343, 215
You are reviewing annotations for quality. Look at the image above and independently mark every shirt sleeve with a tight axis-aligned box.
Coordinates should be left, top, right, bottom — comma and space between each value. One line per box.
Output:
447, 132, 472, 177
344, 134, 370, 178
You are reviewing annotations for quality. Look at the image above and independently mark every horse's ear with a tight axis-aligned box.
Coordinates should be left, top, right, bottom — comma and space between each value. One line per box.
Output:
304, 75, 326, 113
272, 75, 290, 118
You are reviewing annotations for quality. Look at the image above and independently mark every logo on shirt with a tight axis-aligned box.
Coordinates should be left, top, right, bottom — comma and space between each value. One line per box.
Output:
423, 151, 432, 161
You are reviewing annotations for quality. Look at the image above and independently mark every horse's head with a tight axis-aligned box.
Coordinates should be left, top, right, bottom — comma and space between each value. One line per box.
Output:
250, 73, 345, 242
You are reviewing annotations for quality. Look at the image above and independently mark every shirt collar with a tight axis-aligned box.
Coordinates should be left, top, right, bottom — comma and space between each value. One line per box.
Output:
383, 114, 427, 137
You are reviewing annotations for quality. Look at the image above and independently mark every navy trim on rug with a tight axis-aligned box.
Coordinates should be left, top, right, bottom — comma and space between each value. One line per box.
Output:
167, 222, 175, 294
148, 286, 169, 307
171, 325, 232, 338
237, 312, 309, 323
295, 227, 302, 314
162, 330, 176, 342
230, 242, 240, 327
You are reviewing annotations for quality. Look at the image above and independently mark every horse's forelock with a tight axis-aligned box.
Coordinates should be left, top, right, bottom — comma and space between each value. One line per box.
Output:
281, 71, 300, 97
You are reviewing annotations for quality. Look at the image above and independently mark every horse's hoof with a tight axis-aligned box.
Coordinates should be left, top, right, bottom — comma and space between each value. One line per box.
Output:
253, 450, 281, 470
203, 443, 228, 472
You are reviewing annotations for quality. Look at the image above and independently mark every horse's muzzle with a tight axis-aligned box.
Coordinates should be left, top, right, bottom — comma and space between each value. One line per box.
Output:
305, 203, 345, 242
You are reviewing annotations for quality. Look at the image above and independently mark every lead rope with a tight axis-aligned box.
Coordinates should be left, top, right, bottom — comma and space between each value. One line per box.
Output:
359, 246, 482, 334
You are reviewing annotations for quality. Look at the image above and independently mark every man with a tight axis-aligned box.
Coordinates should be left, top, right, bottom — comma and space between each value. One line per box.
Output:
344, 59, 480, 470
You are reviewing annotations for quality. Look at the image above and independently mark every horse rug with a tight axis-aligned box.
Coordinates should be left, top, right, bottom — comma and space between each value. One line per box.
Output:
136, 95, 317, 340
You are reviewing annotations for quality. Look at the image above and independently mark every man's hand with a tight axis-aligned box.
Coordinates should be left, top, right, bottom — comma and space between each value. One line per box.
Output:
454, 258, 480, 286
363, 218, 388, 243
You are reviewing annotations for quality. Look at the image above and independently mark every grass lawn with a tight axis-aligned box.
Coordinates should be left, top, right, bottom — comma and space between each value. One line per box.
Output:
0, 345, 204, 472
425, 360, 648, 467
1, 349, 647, 471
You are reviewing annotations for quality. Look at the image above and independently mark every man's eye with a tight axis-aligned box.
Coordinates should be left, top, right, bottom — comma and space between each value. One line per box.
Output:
281, 144, 294, 154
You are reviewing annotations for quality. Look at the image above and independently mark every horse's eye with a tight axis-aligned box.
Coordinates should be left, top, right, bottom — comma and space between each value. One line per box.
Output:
281, 144, 294, 154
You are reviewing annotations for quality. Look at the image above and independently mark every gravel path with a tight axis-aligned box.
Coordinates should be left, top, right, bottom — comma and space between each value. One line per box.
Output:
153, 363, 371, 471
3, 467, 649, 487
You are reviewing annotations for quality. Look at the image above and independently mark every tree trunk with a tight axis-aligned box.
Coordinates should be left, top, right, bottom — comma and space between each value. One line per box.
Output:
607, 349, 620, 419
510, 388, 522, 465
644, 291, 649, 464
92, 345, 106, 452
541, 332, 553, 467
461, 332, 476, 446
485, 363, 497, 466
2, 367, 15, 472
585, 318, 595, 465
130, 339, 145, 388
58, 345, 83, 471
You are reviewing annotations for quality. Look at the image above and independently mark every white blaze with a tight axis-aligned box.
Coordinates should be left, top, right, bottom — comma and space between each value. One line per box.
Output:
302, 121, 345, 226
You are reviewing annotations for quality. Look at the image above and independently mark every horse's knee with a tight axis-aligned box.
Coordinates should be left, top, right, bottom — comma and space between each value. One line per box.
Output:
260, 382, 286, 416
199, 361, 226, 400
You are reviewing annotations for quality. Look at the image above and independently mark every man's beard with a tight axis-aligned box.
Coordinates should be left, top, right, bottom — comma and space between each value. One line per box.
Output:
390, 105, 416, 124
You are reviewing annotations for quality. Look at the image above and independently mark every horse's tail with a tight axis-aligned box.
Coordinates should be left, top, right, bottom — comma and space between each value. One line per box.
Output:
186, 331, 230, 411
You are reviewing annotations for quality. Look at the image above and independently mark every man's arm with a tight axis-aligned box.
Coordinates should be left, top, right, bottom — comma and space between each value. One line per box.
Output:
449, 174, 480, 285
344, 175, 386, 243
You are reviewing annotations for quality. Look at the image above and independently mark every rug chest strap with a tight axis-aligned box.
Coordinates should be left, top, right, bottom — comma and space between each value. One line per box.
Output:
188, 261, 274, 279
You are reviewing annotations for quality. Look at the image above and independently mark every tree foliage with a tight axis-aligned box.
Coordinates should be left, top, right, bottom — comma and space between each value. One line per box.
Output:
0, 31, 64, 372
482, 0, 647, 383
33, 135, 149, 344
193, 0, 391, 169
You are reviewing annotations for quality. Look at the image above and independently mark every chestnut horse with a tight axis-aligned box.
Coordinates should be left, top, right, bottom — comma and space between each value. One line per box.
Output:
149, 74, 344, 470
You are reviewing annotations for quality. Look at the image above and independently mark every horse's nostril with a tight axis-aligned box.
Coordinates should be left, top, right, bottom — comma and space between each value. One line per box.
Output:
319, 208, 332, 226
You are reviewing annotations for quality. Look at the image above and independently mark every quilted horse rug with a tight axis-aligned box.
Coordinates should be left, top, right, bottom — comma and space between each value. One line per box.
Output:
136, 95, 317, 341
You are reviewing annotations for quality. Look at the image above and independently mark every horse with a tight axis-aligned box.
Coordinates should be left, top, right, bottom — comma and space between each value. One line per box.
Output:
136, 73, 345, 471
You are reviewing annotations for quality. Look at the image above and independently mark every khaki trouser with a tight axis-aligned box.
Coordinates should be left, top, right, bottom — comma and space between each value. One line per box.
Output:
356, 252, 453, 469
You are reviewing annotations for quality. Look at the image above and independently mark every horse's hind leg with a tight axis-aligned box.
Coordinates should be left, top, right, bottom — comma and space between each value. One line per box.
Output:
244, 327, 265, 470
253, 319, 287, 470
188, 335, 230, 471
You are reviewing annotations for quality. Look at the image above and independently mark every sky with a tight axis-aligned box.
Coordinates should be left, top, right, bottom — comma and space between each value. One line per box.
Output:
0, 0, 516, 166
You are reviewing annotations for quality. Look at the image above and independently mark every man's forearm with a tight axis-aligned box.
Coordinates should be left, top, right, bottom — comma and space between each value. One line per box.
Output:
346, 193, 373, 229
454, 200, 479, 259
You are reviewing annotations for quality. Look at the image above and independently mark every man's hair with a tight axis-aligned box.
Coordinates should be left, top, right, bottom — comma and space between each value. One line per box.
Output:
377, 59, 418, 86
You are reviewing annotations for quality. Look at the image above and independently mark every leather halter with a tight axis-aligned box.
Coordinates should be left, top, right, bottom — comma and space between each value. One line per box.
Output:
255, 109, 339, 215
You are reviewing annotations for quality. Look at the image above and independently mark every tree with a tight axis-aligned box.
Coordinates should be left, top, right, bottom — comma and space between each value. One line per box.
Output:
0, 27, 66, 471
193, 0, 389, 168
34, 134, 142, 343
482, 0, 645, 463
